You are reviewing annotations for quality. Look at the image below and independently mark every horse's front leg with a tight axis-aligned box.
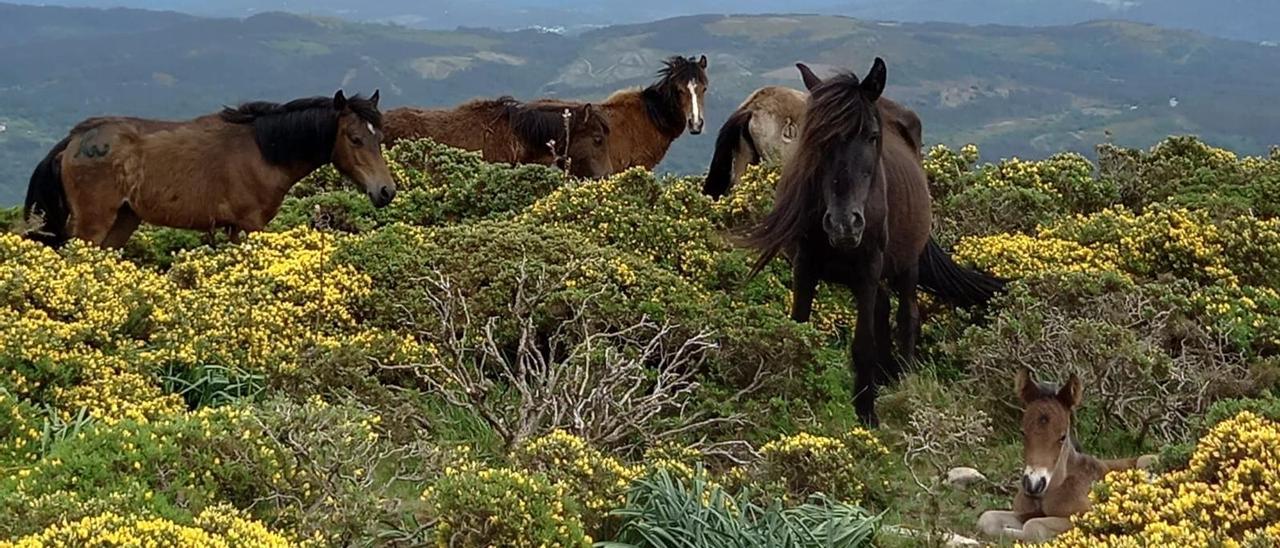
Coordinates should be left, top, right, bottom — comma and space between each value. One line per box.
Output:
977, 510, 1023, 539
851, 254, 885, 426
1018, 517, 1073, 543
790, 246, 819, 323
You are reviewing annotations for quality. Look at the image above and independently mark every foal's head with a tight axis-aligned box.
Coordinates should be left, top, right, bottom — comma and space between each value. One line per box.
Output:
330, 90, 397, 208
1016, 367, 1083, 497
654, 55, 709, 135
796, 59, 887, 250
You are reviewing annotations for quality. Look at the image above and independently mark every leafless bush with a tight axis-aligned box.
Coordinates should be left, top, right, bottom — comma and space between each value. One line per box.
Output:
395, 263, 723, 451
960, 285, 1252, 442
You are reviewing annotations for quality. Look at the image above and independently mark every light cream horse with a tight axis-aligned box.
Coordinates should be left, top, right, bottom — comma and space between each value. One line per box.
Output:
978, 368, 1158, 543
701, 81, 806, 199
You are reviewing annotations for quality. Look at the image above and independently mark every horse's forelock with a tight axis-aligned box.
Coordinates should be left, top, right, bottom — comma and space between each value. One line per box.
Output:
658, 55, 708, 86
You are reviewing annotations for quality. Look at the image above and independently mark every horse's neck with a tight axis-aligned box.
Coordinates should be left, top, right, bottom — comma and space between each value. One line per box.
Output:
604, 90, 682, 169
1052, 436, 1105, 488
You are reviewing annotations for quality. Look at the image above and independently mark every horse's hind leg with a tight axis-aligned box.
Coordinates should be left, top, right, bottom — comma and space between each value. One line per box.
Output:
891, 265, 921, 379
101, 204, 141, 249
69, 200, 120, 247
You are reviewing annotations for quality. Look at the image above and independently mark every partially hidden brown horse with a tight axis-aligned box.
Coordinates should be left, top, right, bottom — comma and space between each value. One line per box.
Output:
24, 91, 395, 248
741, 59, 1005, 426
978, 368, 1157, 543
553, 55, 710, 172
383, 97, 614, 178
703, 85, 807, 198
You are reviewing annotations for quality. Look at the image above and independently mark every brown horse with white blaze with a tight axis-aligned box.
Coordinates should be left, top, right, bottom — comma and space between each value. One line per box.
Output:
24, 91, 395, 248
741, 59, 1005, 426
555, 55, 710, 172
382, 97, 614, 178
977, 368, 1158, 543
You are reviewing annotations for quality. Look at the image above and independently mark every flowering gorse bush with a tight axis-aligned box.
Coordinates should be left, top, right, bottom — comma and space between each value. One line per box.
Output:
0, 505, 295, 548
1046, 411, 1280, 547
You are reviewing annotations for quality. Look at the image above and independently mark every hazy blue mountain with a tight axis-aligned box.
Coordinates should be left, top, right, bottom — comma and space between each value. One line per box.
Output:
26, 0, 1280, 41
2, 4, 1279, 205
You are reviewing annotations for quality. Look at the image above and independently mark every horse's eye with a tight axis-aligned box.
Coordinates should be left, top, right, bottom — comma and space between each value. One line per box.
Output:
594, 136, 605, 145
1059, 434, 1068, 442
350, 135, 364, 147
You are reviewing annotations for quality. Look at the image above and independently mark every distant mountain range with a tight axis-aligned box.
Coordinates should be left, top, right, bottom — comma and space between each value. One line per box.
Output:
34, 0, 1280, 42
2, 2, 1279, 205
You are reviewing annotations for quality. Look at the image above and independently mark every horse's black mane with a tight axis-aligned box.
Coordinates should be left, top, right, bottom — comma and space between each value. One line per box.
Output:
642, 56, 707, 137
220, 94, 381, 167
507, 100, 607, 155
740, 72, 879, 275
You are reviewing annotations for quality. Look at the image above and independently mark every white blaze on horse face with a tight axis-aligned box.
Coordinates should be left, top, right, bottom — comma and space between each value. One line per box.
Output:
366, 122, 376, 136
688, 81, 703, 126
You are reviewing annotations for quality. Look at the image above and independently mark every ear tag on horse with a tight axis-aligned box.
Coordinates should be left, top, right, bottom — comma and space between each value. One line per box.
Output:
782, 119, 798, 143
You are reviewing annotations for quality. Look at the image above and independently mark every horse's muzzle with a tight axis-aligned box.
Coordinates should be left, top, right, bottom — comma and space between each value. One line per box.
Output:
370, 185, 396, 208
1022, 474, 1049, 497
823, 210, 865, 250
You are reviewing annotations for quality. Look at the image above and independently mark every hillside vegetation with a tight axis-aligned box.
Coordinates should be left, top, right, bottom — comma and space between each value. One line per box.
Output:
4, 4, 1280, 203
1, 136, 1278, 545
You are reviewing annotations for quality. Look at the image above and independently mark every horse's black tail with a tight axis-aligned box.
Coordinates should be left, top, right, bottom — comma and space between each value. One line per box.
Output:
24, 137, 72, 247
917, 237, 1006, 307
703, 109, 756, 199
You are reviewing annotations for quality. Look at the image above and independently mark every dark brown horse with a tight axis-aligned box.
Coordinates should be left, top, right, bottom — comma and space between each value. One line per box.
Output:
554, 55, 710, 172
978, 368, 1157, 542
24, 91, 395, 248
742, 59, 1004, 426
383, 97, 613, 178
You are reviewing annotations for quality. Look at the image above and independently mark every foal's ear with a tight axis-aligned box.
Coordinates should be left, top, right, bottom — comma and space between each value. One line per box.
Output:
370, 89, 381, 108
333, 90, 348, 111
698, 54, 708, 69
1016, 367, 1038, 405
860, 57, 886, 101
796, 63, 822, 91
1057, 373, 1083, 410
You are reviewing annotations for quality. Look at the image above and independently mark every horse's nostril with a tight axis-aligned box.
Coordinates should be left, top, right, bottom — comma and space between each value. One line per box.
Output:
850, 211, 865, 228
380, 187, 393, 200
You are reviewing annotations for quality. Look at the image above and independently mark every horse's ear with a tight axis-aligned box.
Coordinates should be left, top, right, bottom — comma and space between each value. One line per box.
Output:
333, 90, 348, 111
578, 103, 593, 122
1016, 367, 1038, 405
1057, 373, 1083, 410
860, 57, 887, 101
796, 63, 822, 91
370, 89, 380, 108
698, 54, 708, 69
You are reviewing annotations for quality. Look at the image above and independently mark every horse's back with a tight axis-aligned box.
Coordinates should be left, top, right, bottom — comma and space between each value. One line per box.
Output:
60, 114, 268, 230
877, 98, 932, 275
384, 104, 510, 159
740, 86, 807, 163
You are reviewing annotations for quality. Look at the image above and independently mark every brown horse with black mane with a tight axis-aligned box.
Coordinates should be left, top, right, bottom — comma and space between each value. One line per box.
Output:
555, 55, 710, 172
24, 91, 395, 248
741, 59, 1005, 426
383, 97, 614, 178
